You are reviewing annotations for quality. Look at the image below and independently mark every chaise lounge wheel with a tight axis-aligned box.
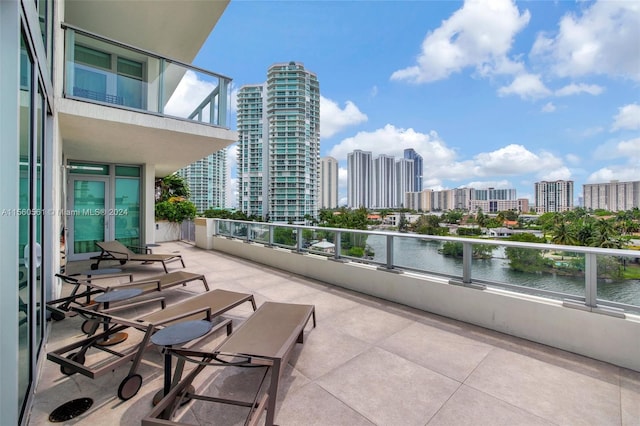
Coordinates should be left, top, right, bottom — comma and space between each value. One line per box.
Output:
81, 319, 99, 335
119, 260, 127, 265
118, 374, 142, 401
90, 263, 98, 270
61, 352, 85, 376
51, 311, 66, 321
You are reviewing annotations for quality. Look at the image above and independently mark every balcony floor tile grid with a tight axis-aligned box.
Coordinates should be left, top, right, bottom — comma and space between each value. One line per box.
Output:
28, 241, 640, 426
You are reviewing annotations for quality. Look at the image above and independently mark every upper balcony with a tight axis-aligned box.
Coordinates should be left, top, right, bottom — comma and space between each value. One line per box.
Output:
58, 24, 236, 176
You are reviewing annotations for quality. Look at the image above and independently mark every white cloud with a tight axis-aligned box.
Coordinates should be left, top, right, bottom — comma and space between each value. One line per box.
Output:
565, 153, 581, 165
498, 74, 551, 99
555, 83, 604, 97
538, 166, 572, 181
320, 96, 368, 139
230, 87, 239, 114
391, 0, 530, 83
611, 103, 640, 131
370, 85, 378, 97
469, 144, 565, 178
164, 70, 217, 117
541, 102, 556, 113
617, 138, 640, 160
531, 1, 640, 81
587, 166, 640, 183
227, 143, 238, 171
464, 180, 513, 189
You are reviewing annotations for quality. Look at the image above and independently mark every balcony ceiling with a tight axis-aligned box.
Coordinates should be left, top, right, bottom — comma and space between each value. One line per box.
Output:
64, 0, 229, 63
58, 100, 236, 176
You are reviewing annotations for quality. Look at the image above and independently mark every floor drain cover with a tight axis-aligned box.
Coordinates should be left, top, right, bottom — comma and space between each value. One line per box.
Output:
48, 398, 93, 422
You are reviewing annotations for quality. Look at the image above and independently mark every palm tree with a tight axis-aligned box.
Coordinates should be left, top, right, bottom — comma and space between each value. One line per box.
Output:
551, 222, 578, 246
590, 218, 621, 248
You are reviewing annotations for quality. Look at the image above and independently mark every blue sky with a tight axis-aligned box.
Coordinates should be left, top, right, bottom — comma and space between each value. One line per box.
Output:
195, 0, 640, 207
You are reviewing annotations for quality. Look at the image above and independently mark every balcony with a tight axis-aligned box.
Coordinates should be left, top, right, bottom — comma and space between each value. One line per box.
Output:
30, 240, 639, 424
58, 24, 235, 175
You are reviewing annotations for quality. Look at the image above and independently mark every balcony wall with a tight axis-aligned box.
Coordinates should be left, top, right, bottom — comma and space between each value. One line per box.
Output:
198, 225, 640, 372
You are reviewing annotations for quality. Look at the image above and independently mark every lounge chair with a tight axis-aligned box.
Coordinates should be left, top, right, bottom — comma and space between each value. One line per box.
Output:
143, 301, 316, 426
91, 240, 185, 272
47, 271, 210, 321
46, 289, 257, 401
47, 272, 134, 321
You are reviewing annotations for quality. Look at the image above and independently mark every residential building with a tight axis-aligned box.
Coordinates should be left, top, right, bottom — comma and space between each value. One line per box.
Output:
319, 156, 339, 209
1, 1, 235, 423
373, 154, 396, 209
470, 188, 518, 213
518, 198, 530, 213
347, 150, 373, 208
404, 148, 423, 191
583, 180, 640, 212
178, 149, 227, 212
237, 84, 267, 218
535, 180, 574, 213
237, 62, 320, 223
395, 158, 415, 208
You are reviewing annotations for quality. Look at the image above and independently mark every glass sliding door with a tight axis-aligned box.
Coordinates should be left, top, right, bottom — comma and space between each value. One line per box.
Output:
67, 164, 141, 260
69, 177, 109, 256
18, 33, 32, 412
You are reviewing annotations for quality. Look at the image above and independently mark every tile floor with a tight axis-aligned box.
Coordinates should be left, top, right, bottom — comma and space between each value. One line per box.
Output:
29, 241, 640, 426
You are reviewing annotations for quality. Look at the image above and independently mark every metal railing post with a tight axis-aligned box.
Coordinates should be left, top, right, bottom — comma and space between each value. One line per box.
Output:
268, 225, 274, 247
386, 235, 394, 269
585, 253, 598, 308
296, 227, 303, 253
334, 231, 341, 260
462, 242, 472, 284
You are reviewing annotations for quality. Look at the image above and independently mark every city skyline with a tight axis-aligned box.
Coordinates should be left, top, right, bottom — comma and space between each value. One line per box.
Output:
196, 0, 639, 207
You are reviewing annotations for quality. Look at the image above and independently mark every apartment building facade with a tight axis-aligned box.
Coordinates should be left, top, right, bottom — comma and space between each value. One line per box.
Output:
535, 180, 574, 213
178, 149, 227, 212
237, 62, 320, 223
320, 156, 339, 209
347, 150, 373, 209
583, 180, 640, 212
404, 148, 423, 192
395, 158, 415, 208
1, 1, 235, 423
372, 154, 396, 208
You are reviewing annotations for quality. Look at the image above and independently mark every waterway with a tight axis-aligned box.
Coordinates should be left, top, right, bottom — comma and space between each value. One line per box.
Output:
365, 234, 640, 307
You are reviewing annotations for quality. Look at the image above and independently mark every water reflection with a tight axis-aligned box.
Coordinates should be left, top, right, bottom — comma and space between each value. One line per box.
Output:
366, 234, 640, 306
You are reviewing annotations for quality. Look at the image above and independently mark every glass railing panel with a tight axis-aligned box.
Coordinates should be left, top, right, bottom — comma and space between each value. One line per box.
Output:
473, 247, 586, 300
272, 225, 296, 250
340, 231, 377, 262
304, 229, 337, 258
231, 222, 248, 239
248, 223, 270, 245
388, 236, 455, 277
64, 26, 231, 127
162, 61, 229, 127
217, 220, 231, 236
597, 254, 640, 308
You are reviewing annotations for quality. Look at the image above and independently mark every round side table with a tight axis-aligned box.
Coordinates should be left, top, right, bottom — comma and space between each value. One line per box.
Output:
93, 288, 143, 346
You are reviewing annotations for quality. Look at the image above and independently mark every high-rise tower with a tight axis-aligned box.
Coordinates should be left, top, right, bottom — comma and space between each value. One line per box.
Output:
404, 148, 423, 192
320, 157, 339, 208
178, 149, 227, 212
237, 62, 320, 223
347, 150, 373, 208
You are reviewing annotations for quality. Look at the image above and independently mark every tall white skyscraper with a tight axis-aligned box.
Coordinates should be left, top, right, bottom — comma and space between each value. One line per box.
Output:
403, 148, 423, 191
347, 150, 372, 208
178, 149, 227, 212
535, 180, 574, 213
395, 158, 414, 208
320, 157, 339, 208
237, 62, 320, 223
373, 154, 396, 209
237, 84, 267, 218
